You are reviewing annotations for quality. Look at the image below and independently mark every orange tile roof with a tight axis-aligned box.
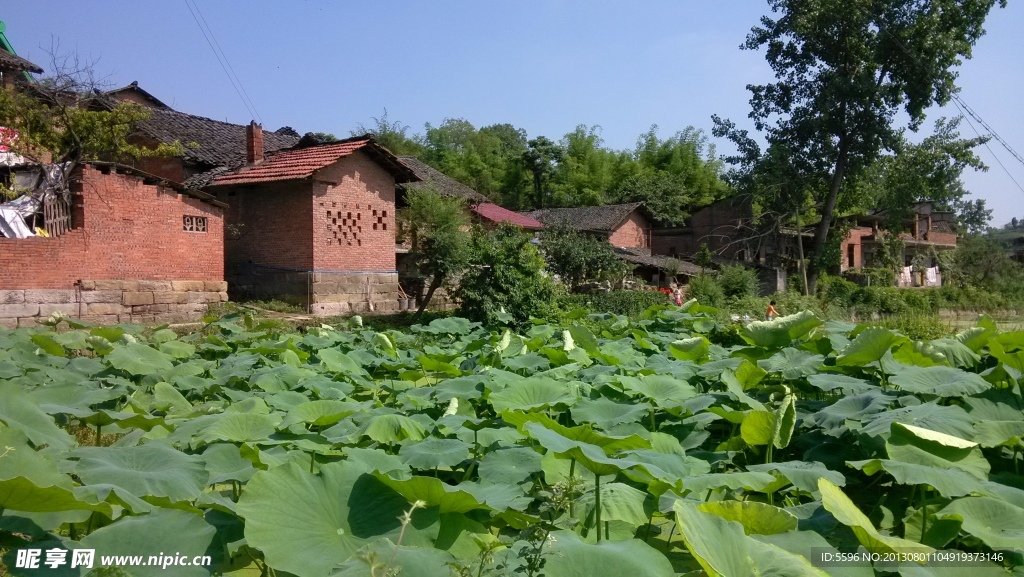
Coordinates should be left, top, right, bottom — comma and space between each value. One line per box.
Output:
472, 203, 544, 229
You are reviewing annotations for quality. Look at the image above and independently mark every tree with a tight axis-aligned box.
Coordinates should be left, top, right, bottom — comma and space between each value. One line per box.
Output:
521, 136, 564, 209
402, 188, 472, 319
456, 224, 556, 326
956, 198, 993, 236
0, 54, 180, 198
351, 108, 422, 156
1012, 217, 1019, 229
714, 0, 1006, 292
539, 226, 628, 291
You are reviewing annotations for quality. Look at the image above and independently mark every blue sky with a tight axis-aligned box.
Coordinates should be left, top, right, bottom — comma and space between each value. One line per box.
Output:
4, 1, 1022, 224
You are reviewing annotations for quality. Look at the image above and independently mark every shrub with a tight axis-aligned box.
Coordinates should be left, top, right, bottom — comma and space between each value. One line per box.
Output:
878, 312, 951, 341
456, 225, 556, 326
717, 264, 760, 299
817, 274, 857, 313
559, 290, 668, 317
540, 226, 628, 291
688, 274, 724, 308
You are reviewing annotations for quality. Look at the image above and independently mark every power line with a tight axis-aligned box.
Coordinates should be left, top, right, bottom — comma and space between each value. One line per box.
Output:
182, 0, 263, 124
953, 98, 1024, 195
189, 0, 263, 125
952, 95, 1024, 168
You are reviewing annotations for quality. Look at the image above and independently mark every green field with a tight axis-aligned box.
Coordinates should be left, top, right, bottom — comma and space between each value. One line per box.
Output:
1, 303, 1023, 576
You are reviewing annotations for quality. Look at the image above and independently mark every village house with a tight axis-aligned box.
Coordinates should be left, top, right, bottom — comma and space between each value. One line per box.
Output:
0, 37, 228, 328
202, 125, 419, 316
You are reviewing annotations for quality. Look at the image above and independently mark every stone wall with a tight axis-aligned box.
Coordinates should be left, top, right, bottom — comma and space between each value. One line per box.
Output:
308, 272, 401, 316
0, 280, 227, 328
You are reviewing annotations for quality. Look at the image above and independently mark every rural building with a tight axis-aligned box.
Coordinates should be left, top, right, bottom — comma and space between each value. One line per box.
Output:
203, 125, 419, 316
0, 162, 227, 328
523, 202, 651, 248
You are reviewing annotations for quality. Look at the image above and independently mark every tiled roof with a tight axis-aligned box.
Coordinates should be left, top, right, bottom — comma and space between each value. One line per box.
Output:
0, 49, 42, 74
105, 81, 170, 109
522, 203, 645, 233
614, 246, 703, 275
207, 135, 419, 187
472, 203, 544, 229
397, 156, 490, 203
136, 108, 300, 168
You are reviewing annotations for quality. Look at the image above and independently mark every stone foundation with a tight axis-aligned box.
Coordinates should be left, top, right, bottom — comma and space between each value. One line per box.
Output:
0, 280, 228, 328
227, 265, 402, 317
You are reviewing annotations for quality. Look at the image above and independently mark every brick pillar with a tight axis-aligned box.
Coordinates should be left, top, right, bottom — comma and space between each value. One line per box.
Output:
246, 121, 264, 164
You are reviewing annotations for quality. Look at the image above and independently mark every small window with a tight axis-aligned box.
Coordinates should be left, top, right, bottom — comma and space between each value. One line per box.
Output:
183, 215, 208, 233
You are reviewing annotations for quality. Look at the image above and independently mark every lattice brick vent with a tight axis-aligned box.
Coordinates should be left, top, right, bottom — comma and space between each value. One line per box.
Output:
322, 203, 386, 246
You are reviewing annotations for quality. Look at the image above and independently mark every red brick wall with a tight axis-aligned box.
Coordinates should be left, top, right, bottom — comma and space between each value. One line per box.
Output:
608, 210, 650, 249
0, 165, 224, 289
133, 155, 187, 184
221, 181, 314, 271
926, 231, 957, 246
312, 151, 397, 271
840, 227, 873, 271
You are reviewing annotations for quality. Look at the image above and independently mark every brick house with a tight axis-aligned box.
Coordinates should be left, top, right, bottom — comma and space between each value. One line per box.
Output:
522, 203, 651, 248
0, 162, 227, 328
203, 125, 419, 316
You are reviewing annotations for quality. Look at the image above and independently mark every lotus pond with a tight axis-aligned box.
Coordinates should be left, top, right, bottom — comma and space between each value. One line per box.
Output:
1, 303, 1024, 576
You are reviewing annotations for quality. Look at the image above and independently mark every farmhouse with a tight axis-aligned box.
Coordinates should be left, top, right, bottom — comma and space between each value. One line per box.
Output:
523, 202, 651, 248
204, 125, 419, 316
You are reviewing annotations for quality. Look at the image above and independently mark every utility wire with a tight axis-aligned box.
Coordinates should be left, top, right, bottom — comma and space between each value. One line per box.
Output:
953, 98, 1024, 195
189, 0, 263, 125
952, 94, 1024, 168
182, 0, 263, 124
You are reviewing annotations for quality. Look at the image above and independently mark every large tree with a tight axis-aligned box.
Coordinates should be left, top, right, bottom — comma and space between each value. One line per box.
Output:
714, 0, 1005, 291
401, 188, 472, 319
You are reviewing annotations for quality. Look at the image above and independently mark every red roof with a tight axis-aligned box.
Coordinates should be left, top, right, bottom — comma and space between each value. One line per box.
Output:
208, 136, 417, 186
472, 203, 544, 229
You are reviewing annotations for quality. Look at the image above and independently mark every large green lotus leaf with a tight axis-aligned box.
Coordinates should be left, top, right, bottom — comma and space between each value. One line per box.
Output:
478, 447, 543, 485
433, 375, 486, 401
502, 352, 550, 373
356, 414, 427, 443
836, 327, 908, 366
318, 348, 370, 377
456, 481, 532, 512
758, 348, 824, 379
886, 422, 989, 480
421, 316, 475, 335
988, 331, 1024, 373
0, 381, 75, 450
159, 339, 196, 359
955, 316, 998, 352
674, 501, 756, 577
487, 377, 578, 413
669, 336, 710, 362
237, 461, 419, 577
576, 482, 649, 527
679, 471, 777, 495
522, 421, 641, 476
200, 443, 256, 484
745, 535, 833, 577
106, 342, 175, 375
747, 461, 846, 494
571, 397, 651, 430
849, 459, 985, 498
194, 412, 282, 445
903, 504, 963, 548
721, 368, 767, 411
280, 400, 363, 428
819, 478, 934, 556
344, 447, 412, 480
889, 366, 991, 397
399, 437, 471, 470
859, 402, 975, 440
739, 311, 822, 349
753, 531, 874, 577
618, 374, 699, 408
0, 427, 72, 488
698, 501, 797, 535
567, 325, 601, 354
502, 411, 649, 454
974, 420, 1024, 448
0, 476, 110, 514
811, 389, 893, 434
331, 541, 455, 577
374, 474, 489, 514
152, 381, 193, 415
928, 338, 981, 369
937, 497, 1024, 551
620, 450, 711, 486
419, 354, 463, 376
28, 383, 124, 417
541, 530, 675, 577
741, 410, 775, 446
73, 443, 209, 501
79, 509, 218, 577
805, 373, 876, 394
891, 340, 948, 368
772, 393, 796, 449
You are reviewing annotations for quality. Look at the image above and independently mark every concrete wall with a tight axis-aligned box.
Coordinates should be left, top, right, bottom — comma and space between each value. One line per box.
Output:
0, 280, 228, 328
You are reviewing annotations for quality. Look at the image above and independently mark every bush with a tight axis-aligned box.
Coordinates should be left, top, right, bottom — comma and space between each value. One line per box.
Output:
456, 225, 556, 326
851, 286, 908, 317
817, 274, 858, 313
688, 274, 724, 308
559, 290, 668, 317
877, 312, 951, 341
717, 264, 760, 299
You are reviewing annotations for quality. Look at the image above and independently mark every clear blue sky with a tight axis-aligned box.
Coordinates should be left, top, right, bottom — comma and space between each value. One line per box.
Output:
4, 1, 1023, 224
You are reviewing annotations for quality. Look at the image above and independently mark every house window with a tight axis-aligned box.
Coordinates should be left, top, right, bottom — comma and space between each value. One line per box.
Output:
183, 215, 208, 233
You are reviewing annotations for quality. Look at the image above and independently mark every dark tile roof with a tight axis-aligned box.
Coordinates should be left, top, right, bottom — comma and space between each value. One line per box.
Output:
207, 135, 418, 187
472, 203, 544, 229
105, 81, 170, 109
522, 202, 645, 233
614, 246, 703, 275
397, 156, 490, 203
0, 48, 42, 74
135, 108, 300, 168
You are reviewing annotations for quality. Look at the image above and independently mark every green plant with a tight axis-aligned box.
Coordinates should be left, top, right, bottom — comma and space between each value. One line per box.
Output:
540, 226, 629, 291
688, 274, 724, 308
456, 224, 556, 326
716, 264, 760, 299
558, 290, 668, 318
